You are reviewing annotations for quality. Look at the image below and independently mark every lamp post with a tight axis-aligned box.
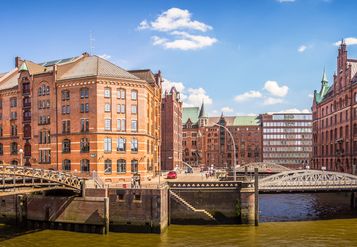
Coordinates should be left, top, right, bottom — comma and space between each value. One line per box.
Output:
18, 148, 24, 167
214, 123, 237, 181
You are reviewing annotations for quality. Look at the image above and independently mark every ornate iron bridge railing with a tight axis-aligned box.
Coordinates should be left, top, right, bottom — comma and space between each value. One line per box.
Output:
0, 165, 82, 193
167, 181, 247, 190
259, 170, 357, 192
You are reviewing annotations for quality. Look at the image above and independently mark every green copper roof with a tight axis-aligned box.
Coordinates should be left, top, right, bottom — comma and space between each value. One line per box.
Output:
19, 62, 28, 71
182, 107, 200, 124
315, 68, 330, 104
233, 116, 260, 126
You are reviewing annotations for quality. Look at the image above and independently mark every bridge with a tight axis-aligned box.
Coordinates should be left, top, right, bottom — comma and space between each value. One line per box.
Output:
237, 162, 291, 174
0, 165, 82, 196
259, 169, 357, 192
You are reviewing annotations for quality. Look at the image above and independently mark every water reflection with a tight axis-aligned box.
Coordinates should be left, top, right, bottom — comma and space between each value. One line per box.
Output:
260, 192, 357, 222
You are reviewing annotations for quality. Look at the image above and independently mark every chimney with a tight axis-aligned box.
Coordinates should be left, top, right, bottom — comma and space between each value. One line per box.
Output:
15, 56, 22, 68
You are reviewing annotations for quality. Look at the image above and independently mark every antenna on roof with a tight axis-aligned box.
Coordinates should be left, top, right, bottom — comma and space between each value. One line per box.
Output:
89, 31, 95, 55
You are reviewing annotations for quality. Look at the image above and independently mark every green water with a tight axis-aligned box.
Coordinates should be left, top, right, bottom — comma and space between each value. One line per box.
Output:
1, 220, 357, 247
1, 193, 357, 246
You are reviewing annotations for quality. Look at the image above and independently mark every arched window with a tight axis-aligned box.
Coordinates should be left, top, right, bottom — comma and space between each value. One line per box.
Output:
104, 159, 112, 174
62, 159, 71, 171
131, 159, 138, 173
80, 159, 90, 172
0, 143, 3, 155
10, 142, 17, 155
62, 139, 71, 153
38, 83, 50, 96
117, 159, 126, 173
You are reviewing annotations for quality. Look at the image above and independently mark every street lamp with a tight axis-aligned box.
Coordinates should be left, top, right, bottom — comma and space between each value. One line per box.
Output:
213, 123, 237, 181
18, 148, 24, 167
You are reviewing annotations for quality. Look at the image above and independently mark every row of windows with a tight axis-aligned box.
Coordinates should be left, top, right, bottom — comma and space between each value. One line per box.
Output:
263, 134, 312, 140
263, 140, 312, 146
263, 146, 312, 152
272, 114, 312, 120
61, 159, 139, 174
264, 159, 309, 165
0, 142, 18, 155
263, 128, 312, 133
0, 125, 18, 137
263, 153, 310, 158
263, 121, 312, 127
61, 88, 138, 100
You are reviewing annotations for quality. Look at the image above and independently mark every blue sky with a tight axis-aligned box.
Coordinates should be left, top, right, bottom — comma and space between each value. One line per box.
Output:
1, 0, 357, 115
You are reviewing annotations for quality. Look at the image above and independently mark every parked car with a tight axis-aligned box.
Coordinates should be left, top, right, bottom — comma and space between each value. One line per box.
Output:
166, 171, 177, 179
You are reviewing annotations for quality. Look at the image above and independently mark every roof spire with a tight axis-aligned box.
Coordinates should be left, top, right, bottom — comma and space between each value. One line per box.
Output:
321, 66, 328, 84
198, 100, 207, 118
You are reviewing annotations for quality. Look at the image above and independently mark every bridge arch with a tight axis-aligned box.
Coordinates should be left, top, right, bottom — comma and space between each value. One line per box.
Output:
259, 170, 357, 192
0, 165, 82, 194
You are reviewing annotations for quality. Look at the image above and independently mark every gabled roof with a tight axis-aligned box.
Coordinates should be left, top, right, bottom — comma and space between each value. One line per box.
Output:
0, 69, 19, 91
58, 55, 140, 80
129, 69, 156, 83
183, 107, 200, 125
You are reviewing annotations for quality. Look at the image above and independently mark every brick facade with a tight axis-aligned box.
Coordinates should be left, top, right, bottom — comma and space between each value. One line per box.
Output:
182, 104, 262, 168
161, 87, 182, 171
312, 42, 357, 173
0, 54, 162, 182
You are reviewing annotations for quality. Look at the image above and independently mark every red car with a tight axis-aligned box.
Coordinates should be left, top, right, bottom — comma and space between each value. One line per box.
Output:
166, 171, 177, 179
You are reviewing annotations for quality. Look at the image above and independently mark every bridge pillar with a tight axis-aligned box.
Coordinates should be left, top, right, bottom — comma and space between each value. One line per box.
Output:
351, 192, 357, 209
16, 194, 27, 225
104, 197, 109, 234
240, 188, 255, 224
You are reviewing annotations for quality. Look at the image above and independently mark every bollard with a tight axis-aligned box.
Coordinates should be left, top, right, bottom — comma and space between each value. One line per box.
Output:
104, 197, 109, 234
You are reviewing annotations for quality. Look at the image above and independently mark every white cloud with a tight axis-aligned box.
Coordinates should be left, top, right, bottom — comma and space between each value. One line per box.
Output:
308, 93, 314, 98
98, 54, 111, 60
153, 31, 217, 50
185, 87, 213, 107
277, 0, 296, 2
162, 79, 185, 94
138, 8, 217, 51
221, 107, 234, 113
263, 97, 284, 105
334, 37, 357, 46
234, 90, 262, 102
163, 79, 212, 107
268, 108, 311, 114
138, 8, 212, 32
298, 45, 307, 53
264, 80, 289, 97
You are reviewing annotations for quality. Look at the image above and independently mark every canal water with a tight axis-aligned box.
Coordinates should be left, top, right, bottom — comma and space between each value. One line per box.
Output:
1, 193, 357, 247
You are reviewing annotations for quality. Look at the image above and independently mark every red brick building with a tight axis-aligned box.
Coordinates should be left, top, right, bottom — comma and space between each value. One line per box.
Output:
182, 103, 262, 168
0, 53, 162, 182
161, 87, 182, 171
312, 41, 357, 173
261, 113, 312, 169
